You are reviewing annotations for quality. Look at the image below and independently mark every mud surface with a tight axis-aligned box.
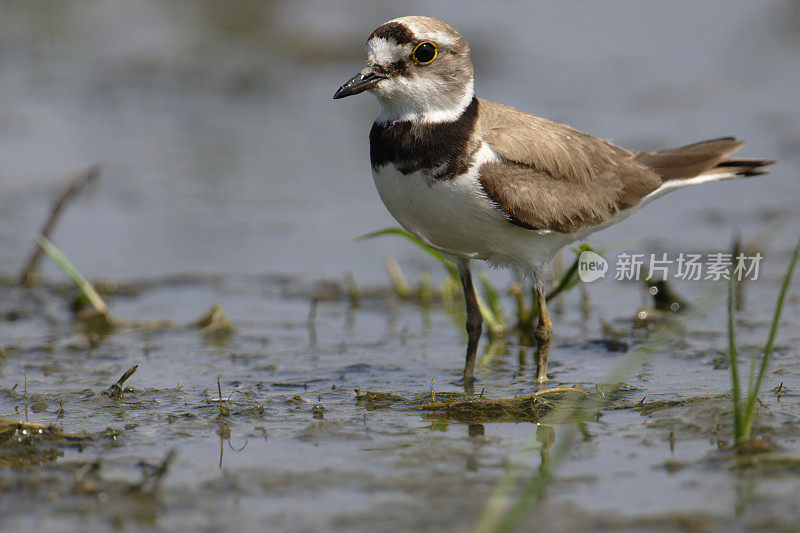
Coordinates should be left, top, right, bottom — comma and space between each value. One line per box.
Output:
1, 1, 800, 532
2, 261, 799, 532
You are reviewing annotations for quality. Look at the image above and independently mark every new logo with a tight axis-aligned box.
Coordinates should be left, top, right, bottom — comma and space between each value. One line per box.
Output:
578, 250, 608, 282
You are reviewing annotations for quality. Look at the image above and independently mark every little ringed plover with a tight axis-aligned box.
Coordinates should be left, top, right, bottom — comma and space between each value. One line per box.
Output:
333, 16, 773, 384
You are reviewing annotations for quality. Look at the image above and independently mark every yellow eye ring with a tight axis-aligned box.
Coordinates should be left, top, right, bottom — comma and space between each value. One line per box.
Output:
412, 41, 438, 65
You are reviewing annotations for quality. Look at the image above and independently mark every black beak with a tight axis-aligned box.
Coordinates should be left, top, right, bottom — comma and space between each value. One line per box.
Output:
333, 71, 383, 99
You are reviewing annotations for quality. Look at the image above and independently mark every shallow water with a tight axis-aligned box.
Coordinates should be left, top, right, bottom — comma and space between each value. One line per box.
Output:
1, 1, 800, 532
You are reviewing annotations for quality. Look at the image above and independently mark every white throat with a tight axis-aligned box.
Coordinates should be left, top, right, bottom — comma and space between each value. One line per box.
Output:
375, 77, 474, 124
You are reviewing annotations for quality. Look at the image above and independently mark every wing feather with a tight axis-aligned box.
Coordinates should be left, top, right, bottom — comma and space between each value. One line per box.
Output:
475, 99, 661, 233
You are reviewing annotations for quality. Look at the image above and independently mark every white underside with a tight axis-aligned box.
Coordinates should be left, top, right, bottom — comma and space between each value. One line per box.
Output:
372, 156, 743, 275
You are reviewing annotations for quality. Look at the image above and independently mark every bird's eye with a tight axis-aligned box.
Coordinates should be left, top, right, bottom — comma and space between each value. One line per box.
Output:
412, 42, 437, 65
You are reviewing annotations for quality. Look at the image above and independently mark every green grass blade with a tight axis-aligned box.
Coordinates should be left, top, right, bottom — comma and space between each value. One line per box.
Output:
356, 228, 459, 279
727, 276, 742, 441
37, 235, 109, 315
478, 273, 506, 338
383, 256, 414, 298
547, 241, 630, 301
741, 236, 800, 441
476, 291, 502, 336
549, 255, 581, 299
479, 273, 505, 323
359, 227, 503, 332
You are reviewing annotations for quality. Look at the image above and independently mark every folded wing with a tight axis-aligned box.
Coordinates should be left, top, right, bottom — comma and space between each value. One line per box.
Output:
476, 98, 660, 233
475, 99, 773, 233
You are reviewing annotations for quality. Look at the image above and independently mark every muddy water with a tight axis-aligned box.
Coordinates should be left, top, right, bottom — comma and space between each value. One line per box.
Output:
1, 1, 800, 532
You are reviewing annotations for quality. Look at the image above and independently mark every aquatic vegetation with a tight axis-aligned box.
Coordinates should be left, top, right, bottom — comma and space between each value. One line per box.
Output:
18, 166, 101, 286
37, 235, 109, 317
355, 387, 587, 423
0, 417, 121, 470
191, 303, 235, 343
359, 228, 504, 334
728, 236, 800, 445
103, 365, 139, 400
358, 227, 628, 341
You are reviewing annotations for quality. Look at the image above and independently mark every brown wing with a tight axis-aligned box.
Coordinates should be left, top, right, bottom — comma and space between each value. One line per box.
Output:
476, 99, 661, 233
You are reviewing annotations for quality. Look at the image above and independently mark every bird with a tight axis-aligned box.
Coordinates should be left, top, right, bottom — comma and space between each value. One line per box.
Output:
333, 16, 773, 385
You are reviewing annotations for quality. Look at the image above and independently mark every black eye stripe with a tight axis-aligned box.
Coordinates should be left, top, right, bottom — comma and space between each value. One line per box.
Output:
377, 61, 409, 76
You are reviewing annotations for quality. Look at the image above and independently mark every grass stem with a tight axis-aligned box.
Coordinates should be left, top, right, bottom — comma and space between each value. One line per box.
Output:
738, 236, 800, 443
19, 165, 100, 285
36, 235, 110, 315
727, 277, 742, 440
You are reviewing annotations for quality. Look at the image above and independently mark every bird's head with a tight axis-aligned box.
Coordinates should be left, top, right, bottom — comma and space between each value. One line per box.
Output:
333, 16, 474, 124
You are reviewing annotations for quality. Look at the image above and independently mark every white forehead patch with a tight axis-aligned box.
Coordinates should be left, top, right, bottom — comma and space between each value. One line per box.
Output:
366, 37, 406, 66
395, 18, 458, 48
422, 32, 457, 47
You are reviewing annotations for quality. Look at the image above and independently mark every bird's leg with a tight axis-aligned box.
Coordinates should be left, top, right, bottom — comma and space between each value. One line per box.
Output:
534, 278, 553, 383
458, 260, 482, 384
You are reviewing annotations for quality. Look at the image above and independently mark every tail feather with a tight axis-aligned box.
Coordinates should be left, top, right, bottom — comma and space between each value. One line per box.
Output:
635, 137, 774, 181
711, 157, 774, 177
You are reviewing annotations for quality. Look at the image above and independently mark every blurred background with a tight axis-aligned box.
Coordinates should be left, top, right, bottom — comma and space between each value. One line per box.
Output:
1, 0, 798, 284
